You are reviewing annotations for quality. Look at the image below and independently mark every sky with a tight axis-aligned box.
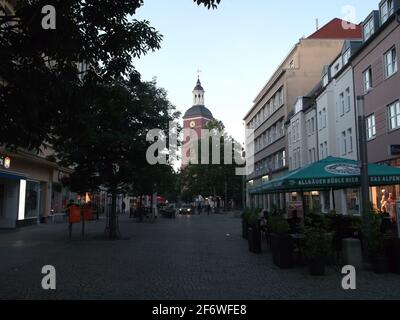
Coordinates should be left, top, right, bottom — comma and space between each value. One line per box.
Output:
134, 0, 378, 144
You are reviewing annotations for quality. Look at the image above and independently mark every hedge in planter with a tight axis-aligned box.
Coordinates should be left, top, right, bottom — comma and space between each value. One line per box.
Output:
303, 216, 331, 276
365, 208, 389, 274
247, 209, 262, 254
241, 209, 252, 240
269, 215, 294, 269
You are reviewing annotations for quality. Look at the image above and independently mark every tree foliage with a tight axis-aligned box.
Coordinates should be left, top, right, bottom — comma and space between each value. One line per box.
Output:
180, 119, 244, 206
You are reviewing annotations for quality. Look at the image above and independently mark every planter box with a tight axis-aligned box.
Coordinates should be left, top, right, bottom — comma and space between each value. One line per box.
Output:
248, 225, 261, 254
271, 234, 294, 269
242, 219, 248, 239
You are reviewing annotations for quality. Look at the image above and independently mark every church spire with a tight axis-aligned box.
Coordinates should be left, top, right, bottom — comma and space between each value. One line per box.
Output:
193, 77, 205, 106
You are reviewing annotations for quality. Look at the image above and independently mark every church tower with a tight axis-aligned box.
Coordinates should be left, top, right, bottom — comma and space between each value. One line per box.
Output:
182, 77, 214, 167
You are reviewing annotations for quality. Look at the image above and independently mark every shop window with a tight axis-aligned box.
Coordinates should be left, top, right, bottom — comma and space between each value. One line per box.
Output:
25, 181, 39, 219
346, 189, 360, 214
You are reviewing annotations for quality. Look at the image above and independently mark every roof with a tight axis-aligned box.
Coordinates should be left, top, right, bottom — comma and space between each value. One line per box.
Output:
183, 105, 213, 119
307, 18, 362, 39
193, 78, 204, 91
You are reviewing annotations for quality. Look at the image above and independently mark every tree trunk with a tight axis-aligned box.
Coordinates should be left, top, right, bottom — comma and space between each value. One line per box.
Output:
109, 190, 118, 240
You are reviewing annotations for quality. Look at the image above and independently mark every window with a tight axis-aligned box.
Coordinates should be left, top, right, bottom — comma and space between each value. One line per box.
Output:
380, 0, 394, 24
322, 108, 327, 128
366, 114, 376, 140
347, 128, 353, 153
320, 143, 324, 159
388, 101, 400, 130
345, 88, 351, 113
318, 111, 322, 129
340, 93, 345, 116
363, 67, 373, 92
282, 150, 286, 167
280, 90, 284, 106
364, 18, 374, 40
267, 129, 271, 144
334, 63, 340, 73
343, 49, 351, 65
296, 119, 300, 141
384, 47, 397, 78
271, 125, 276, 141
280, 120, 285, 137
342, 131, 347, 155
324, 142, 328, 158
311, 117, 315, 133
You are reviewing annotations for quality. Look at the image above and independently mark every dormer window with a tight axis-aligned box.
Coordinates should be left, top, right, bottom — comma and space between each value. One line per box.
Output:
343, 49, 351, 65
380, 0, 394, 24
363, 18, 374, 41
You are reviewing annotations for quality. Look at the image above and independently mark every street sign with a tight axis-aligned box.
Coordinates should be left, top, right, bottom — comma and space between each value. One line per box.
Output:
390, 145, 400, 156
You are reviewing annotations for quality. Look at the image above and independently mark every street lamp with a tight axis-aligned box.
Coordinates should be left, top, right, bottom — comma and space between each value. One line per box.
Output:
357, 95, 371, 234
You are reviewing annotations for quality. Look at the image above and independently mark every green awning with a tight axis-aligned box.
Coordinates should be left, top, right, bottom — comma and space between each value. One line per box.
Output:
250, 156, 400, 195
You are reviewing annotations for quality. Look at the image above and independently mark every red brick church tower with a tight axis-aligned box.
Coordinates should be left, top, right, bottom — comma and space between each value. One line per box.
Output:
182, 77, 214, 167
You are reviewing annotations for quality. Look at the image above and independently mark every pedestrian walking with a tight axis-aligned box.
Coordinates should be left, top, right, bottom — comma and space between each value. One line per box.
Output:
207, 203, 211, 215
121, 200, 126, 215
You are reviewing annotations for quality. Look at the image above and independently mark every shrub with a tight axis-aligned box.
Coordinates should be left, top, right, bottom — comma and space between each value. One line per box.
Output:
241, 208, 252, 221
269, 215, 290, 235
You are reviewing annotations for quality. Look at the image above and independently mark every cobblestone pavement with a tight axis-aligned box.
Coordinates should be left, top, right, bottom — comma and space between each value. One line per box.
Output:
0, 212, 399, 300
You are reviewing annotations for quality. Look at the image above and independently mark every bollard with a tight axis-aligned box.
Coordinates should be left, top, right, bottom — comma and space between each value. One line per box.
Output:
342, 238, 363, 269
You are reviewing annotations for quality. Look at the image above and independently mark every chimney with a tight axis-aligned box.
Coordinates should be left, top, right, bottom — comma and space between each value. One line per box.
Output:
316, 18, 319, 31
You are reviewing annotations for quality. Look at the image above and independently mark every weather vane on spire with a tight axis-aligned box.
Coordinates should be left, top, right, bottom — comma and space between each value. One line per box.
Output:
197, 68, 202, 79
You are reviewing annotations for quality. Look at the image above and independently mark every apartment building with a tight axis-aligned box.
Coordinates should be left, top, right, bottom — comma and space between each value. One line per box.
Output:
311, 40, 363, 215
244, 18, 362, 210
352, 0, 400, 211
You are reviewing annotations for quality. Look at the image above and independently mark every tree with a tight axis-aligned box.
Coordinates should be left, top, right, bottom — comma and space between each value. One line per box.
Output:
180, 119, 244, 208
0, 0, 221, 151
51, 74, 179, 239
1, 0, 220, 237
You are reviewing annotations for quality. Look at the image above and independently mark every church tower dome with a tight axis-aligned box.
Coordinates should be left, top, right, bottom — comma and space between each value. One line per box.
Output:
184, 77, 213, 120
193, 77, 205, 106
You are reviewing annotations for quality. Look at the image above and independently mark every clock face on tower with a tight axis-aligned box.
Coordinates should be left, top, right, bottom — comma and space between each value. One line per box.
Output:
190, 121, 196, 128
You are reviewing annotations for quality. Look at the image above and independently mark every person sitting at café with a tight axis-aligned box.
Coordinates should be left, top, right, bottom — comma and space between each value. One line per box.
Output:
287, 210, 302, 234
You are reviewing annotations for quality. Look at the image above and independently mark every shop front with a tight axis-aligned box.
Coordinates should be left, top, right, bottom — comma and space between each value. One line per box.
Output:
371, 158, 400, 220
250, 157, 400, 221
0, 151, 73, 228
0, 170, 26, 228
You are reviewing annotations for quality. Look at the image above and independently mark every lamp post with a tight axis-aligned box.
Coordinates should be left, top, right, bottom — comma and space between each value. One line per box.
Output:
357, 95, 370, 234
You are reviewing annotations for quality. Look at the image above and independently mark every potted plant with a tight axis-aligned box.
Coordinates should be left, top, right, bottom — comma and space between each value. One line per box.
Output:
241, 208, 252, 239
247, 209, 262, 254
365, 209, 389, 274
269, 215, 294, 269
303, 222, 331, 276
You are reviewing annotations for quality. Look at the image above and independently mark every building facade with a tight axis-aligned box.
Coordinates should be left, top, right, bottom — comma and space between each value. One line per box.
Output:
352, 0, 400, 212
244, 18, 363, 210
